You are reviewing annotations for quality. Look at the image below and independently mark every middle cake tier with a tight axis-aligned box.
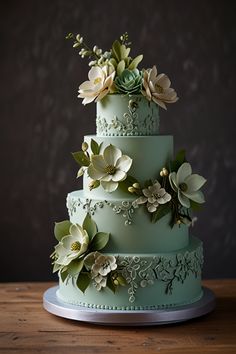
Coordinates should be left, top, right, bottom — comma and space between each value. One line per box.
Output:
67, 190, 189, 253
83, 135, 173, 200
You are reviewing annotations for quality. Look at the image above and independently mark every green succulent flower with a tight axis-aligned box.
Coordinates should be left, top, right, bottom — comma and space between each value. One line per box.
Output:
114, 69, 143, 94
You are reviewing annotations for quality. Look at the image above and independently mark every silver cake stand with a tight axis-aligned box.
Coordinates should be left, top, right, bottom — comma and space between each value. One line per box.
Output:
43, 286, 215, 326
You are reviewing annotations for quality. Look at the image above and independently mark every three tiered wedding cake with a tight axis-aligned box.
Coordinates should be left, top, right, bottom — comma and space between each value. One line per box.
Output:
50, 33, 206, 312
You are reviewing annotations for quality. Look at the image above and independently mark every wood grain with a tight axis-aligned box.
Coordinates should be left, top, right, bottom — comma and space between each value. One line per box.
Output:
0, 280, 235, 354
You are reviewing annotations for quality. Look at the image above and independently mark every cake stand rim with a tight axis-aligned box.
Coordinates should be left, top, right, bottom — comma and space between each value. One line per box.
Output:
43, 286, 215, 326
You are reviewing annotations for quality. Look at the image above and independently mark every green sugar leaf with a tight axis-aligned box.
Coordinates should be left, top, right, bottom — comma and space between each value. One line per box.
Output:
117, 60, 125, 76
90, 139, 100, 155
111, 40, 121, 61
84, 252, 96, 270
106, 275, 116, 293
144, 179, 153, 188
128, 54, 143, 70
169, 149, 186, 172
54, 220, 71, 241
109, 58, 117, 68
111, 40, 130, 62
52, 262, 62, 273
67, 259, 84, 276
82, 213, 97, 239
76, 272, 91, 293
151, 203, 171, 224
89, 232, 110, 251
175, 149, 186, 165
98, 142, 103, 154
120, 44, 130, 60
190, 200, 203, 211
72, 151, 90, 167
60, 269, 69, 283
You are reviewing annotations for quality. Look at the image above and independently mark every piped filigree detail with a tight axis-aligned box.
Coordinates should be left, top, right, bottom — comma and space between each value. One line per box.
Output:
66, 196, 78, 216
96, 99, 158, 136
104, 200, 135, 225
120, 245, 203, 303
66, 195, 135, 225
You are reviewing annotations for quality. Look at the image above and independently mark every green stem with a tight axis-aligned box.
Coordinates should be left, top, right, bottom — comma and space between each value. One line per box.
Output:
82, 42, 100, 60
163, 176, 166, 189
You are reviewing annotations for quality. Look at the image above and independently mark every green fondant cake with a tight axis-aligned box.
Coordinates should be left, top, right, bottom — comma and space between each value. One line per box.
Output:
51, 33, 207, 311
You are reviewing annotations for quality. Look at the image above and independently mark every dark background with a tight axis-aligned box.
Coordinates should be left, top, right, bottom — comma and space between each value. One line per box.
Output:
1, 0, 236, 282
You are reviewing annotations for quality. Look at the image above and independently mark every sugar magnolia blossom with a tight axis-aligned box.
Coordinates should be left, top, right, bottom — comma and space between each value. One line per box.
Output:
142, 65, 178, 110
78, 65, 115, 105
88, 144, 132, 192
54, 224, 89, 266
169, 162, 206, 208
133, 181, 171, 213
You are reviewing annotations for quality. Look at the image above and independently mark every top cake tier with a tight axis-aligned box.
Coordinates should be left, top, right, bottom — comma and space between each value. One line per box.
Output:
96, 94, 159, 137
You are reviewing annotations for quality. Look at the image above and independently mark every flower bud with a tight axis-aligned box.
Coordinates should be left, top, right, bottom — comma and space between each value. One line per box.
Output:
81, 141, 88, 151
93, 45, 98, 53
77, 166, 85, 178
89, 60, 97, 67
103, 51, 111, 59
160, 167, 169, 177
96, 48, 102, 56
128, 186, 135, 193
89, 180, 100, 191
76, 34, 81, 42
66, 33, 73, 39
132, 182, 140, 189
73, 42, 80, 48
116, 275, 126, 286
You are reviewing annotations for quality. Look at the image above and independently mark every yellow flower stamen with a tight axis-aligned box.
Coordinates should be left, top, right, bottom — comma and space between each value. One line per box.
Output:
105, 165, 116, 175
180, 183, 188, 192
94, 77, 102, 85
71, 241, 81, 251
155, 84, 164, 93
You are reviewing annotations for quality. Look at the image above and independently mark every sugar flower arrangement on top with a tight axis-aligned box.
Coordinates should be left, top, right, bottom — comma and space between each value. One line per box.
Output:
66, 32, 178, 110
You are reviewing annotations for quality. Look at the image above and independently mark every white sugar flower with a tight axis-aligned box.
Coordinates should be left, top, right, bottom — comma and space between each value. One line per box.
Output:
92, 253, 117, 277
142, 65, 178, 110
92, 274, 107, 291
78, 65, 115, 105
90, 252, 117, 291
54, 224, 89, 266
134, 181, 171, 213
87, 144, 132, 192
169, 162, 206, 208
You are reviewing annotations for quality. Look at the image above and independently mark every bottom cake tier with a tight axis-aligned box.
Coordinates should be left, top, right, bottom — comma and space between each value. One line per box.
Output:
57, 236, 203, 310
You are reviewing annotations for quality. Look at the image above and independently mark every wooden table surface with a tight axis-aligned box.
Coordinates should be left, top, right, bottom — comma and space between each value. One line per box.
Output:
0, 280, 235, 354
